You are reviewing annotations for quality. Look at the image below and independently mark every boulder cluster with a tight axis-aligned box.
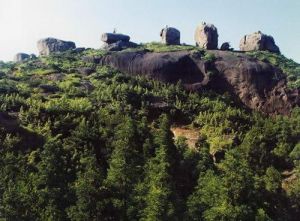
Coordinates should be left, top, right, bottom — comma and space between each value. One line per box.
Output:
13, 22, 281, 61
101, 33, 137, 51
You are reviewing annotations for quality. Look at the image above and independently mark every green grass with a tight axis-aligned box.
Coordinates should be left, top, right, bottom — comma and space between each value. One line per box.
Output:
141, 42, 200, 53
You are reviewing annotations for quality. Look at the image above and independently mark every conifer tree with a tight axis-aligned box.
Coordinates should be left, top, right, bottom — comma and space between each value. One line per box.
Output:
104, 116, 143, 220
141, 114, 178, 221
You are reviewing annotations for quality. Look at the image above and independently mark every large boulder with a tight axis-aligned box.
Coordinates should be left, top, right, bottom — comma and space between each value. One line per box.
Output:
160, 27, 180, 45
37, 38, 76, 56
220, 42, 231, 51
101, 33, 137, 51
102, 41, 138, 52
101, 33, 130, 44
239, 31, 280, 53
194, 22, 218, 49
14, 53, 30, 62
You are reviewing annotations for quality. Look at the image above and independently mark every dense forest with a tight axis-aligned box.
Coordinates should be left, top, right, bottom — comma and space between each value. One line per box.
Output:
0, 47, 300, 221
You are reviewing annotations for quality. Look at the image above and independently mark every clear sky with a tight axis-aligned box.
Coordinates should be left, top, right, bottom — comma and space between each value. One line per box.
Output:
0, 0, 299, 62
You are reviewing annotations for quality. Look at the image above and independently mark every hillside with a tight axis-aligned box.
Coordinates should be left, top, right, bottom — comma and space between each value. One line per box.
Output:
0, 46, 300, 220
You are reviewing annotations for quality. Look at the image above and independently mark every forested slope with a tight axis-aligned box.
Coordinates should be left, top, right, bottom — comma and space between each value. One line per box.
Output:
0, 48, 300, 220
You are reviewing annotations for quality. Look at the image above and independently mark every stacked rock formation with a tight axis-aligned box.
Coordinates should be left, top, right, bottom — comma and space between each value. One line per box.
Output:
239, 31, 280, 53
194, 22, 218, 49
101, 33, 137, 51
37, 38, 76, 56
160, 26, 180, 45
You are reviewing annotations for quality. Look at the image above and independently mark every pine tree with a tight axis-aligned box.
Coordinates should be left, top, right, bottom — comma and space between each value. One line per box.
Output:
104, 116, 143, 220
67, 149, 105, 221
141, 114, 178, 221
32, 136, 72, 220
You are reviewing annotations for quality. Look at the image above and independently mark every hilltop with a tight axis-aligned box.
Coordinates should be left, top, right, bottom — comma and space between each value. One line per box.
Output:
0, 21, 300, 220
0, 44, 300, 220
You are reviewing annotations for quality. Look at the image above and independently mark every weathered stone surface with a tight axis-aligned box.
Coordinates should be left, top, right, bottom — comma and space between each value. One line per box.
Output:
194, 22, 218, 49
239, 31, 280, 53
96, 50, 299, 115
37, 38, 76, 56
160, 27, 180, 45
102, 40, 138, 52
101, 33, 130, 44
14, 53, 30, 62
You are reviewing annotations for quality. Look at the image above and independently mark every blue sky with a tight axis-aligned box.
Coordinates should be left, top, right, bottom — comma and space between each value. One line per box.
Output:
0, 0, 299, 62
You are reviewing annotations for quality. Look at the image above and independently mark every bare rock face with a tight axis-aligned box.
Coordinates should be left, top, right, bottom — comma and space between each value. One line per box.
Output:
239, 31, 280, 53
37, 38, 76, 56
194, 22, 218, 49
93, 50, 299, 115
101, 33, 137, 51
160, 27, 180, 45
14, 53, 30, 62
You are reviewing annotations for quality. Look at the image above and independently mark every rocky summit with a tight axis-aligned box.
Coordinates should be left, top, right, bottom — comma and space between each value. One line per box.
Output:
37, 37, 76, 56
94, 49, 299, 115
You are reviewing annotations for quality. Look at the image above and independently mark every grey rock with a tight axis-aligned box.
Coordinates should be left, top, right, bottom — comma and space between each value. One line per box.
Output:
220, 42, 231, 51
239, 31, 280, 53
101, 33, 130, 44
80, 80, 94, 92
194, 22, 218, 49
82, 56, 101, 63
14, 53, 30, 62
46, 73, 65, 81
102, 40, 138, 51
160, 27, 180, 45
29, 54, 37, 59
77, 67, 95, 76
39, 84, 59, 93
37, 37, 76, 56
73, 47, 86, 53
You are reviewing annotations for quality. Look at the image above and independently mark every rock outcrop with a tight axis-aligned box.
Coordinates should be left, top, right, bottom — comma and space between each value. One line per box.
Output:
160, 27, 180, 45
239, 31, 280, 53
37, 38, 76, 56
90, 50, 299, 115
194, 22, 218, 49
101, 33, 137, 51
14, 53, 30, 62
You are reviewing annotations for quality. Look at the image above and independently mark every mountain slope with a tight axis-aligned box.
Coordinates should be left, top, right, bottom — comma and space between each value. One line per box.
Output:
0, 48, 299, 220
